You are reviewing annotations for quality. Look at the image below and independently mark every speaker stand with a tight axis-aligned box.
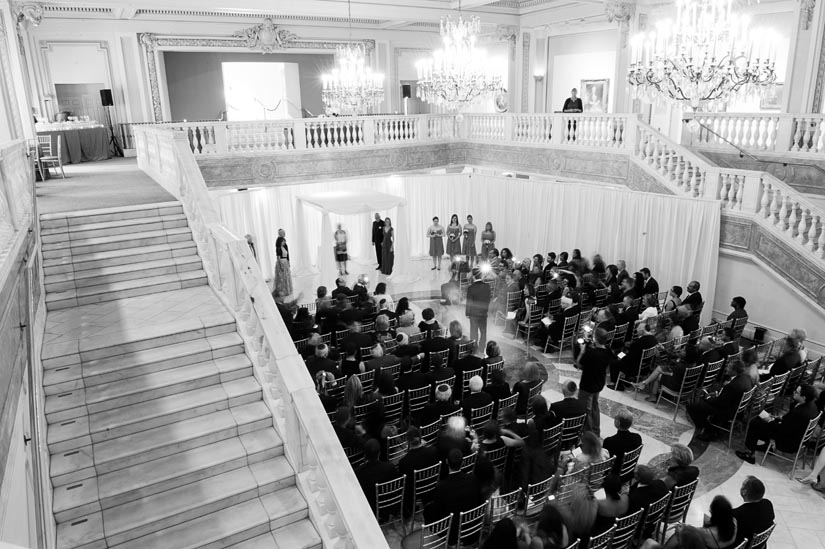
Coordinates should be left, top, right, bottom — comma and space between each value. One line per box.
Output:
104, 106, 124, 158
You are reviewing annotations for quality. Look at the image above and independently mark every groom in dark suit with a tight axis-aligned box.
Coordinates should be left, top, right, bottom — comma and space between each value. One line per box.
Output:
371, 213, 384, 270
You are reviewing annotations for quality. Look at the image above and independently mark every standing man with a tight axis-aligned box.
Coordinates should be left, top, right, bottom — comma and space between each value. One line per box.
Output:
575, 327, 616, 436
465, 268, 491, 349
371, 213, 384, 271
562, 88, 583, 112
640, 267, 659, 295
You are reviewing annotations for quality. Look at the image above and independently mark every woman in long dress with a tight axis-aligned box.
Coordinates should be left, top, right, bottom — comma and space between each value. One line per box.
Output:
274, 228, 293, 296
381, 217, 394, 275
462, 214, 478, 267
427, 216, 445, 271
480, 222, 496, 261
446, 213, 461, 263
334, 223, 348, 275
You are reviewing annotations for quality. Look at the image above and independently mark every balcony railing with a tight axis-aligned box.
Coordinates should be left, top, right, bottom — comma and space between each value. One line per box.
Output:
683, 112, 825, 158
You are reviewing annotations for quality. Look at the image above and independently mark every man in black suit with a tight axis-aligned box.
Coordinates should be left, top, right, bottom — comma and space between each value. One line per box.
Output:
616, 259, 630, 284
421, 334, 451, 372
628, 465, 670, 538
425, 356, 455, 390
453, 341, 484, 397
305, 344, 341, 379
550, 381, 587, 422
640, 267, 659, 295
603, 408, 643, 479
609, 324, 657, 389
421, 384, 460, 426
687, 360, 754, 440
396, 353, 429, 393
355, 438, 399, 513
371, 213, 384, 270
736, 383, 819, 463
342, 322, 373, 355
364, 344, 400, 374
731, 476, 775, 546
462, 375, 493, 421
398, 427, 440, 516
424, 449, 484, 546
465, 268, 492, 348
681, 281, 703, 309
331, 277, 356, 300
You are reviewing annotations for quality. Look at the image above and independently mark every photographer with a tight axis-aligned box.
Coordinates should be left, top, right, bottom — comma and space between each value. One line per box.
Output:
575, 327, 618, 436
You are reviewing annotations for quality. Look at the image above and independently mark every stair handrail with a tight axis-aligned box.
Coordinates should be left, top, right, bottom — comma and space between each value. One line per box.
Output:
684, 118, 762, 162
135, 125, 389, 548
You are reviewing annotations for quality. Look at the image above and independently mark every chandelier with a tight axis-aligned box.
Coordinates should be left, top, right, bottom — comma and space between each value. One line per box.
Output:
321, 0, 385, 114
627, 0, 776, 112
415, 2, 504, 111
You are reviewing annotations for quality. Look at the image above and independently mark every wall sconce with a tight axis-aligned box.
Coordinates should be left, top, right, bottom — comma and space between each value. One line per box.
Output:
533, 71, 545, 81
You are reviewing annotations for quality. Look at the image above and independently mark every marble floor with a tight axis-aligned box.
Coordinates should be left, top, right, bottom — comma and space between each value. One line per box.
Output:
382, 299, 825, 549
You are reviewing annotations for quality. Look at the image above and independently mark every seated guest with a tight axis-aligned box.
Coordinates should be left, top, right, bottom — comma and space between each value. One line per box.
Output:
478, 419, 525, 453
375, 298, 395, 322
545, 294, 581, 343
762, 337, 801, 381
436, 416, 474, 459
543, 252, 558, 281
558, 483, 598, 544
342, 321, 373, 353
306, 344, 341, 379
663, 285, 682, 312
301, 332, 322, 359
373, 370, 398, 400
315, 285, 333, 313
736, 383, 819, 464
603, 408, 643, 479
789, 328, 808, 363
424, 448, 483, 546
421, 331, 451, 372
333, 406, 364, 449
634, 344, 701, 403
462, 375, 494, 420
446, 320, 469, 365
454, 340, 484, 393
315, 371, 339, 413
731, 476, 775, 547
513, 361, 545, 415
532, 505, 571, 548
396, 354, 429, 393
418, 307, 441, 337
609, 324, 658, 390
394, 332, 422, 360
398, 426, 440, 516
698, 336, 724, 371
425, 355, 455, 389
528, 395, 557, 435
331, 277, 356, 299
698, 496, 738, 548
550, 380, 587, 420
681, 281, 703, 309
421, 383, 460, 426
719, 327, 740, 359
727, 296, 748, 321
340, 343, 362, 378
639, 294, 659, 321
363, 343, 400, 374
661, 444, 699, 489
621, 277, 638, 300
482, 340, 503, 377
373, 282, 394, 312
628, 466, 670, 538
687, 359, 754, 441
395, 297, 412, 318
740, 347, 759, 384
484, 368, 511, 409
559, 432, 609, 475
373, 314, 395, 344
355, 438, 399, 514
596, 474, 629, 528
293, 307, 316, 339
395, 310, 419, 337
481, 518, 521, 549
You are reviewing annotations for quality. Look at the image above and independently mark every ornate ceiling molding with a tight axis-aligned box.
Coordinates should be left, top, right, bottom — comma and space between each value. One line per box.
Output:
801, 0, 816, 30
139, 31, 375, 121
605, 0, 635, 47
12, 2, 43, 30
0, 11, 24, 138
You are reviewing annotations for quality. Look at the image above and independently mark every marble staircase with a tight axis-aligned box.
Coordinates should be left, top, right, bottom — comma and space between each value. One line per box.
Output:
39, 202, 320, 549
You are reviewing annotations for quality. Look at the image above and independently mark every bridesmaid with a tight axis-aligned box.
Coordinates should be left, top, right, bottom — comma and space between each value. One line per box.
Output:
462, 214, 478, 267
381, 217, 395, 276
446, 213, 462, 263
480, 222, 496, 261
274, 228, 293, 297
427, 216, 445, 271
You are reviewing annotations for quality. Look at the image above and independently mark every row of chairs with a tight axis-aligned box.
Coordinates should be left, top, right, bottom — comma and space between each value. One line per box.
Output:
30, 135, 65, 180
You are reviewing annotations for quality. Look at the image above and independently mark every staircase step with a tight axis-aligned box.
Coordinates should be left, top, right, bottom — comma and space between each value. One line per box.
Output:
40, 201, 182, 230
45, 255, 203, 292
44, 333, 243, 394
55, 511, 105, 549
46, 269, 208, 310
43, 241, 197, 275
109, 497, 271, 549
41, 213, 188, 240
87, 376, 261, 444
42, 227, 193, 259
102, 457, 294, 546
226, 520, 321, 549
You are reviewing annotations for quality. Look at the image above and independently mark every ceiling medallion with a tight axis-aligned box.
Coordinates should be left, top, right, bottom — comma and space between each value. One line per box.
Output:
234, 18, 297, 53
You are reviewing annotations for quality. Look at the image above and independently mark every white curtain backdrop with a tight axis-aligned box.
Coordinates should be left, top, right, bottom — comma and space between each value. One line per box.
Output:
214, 174, 720, 319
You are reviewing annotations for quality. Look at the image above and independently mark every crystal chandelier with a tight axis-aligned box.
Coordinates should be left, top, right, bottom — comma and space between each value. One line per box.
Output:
321, 0, 385, 114
627, 0, 776, 112
416, 1, 504, 111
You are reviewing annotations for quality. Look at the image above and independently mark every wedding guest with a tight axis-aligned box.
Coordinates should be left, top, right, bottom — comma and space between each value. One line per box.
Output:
334, 223, 348, 275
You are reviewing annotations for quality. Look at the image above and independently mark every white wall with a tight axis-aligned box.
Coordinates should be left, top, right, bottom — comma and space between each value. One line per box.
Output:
715, 251, 825, 354
546, 29, 616, 113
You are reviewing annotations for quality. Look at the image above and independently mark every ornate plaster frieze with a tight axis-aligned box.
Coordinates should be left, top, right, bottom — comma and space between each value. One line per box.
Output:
521, 32, 530, 112
12, 2, 43, 30
138, 31, 376, 122
233, 19, 298, 53
801, 0, 816, 30
494, 25, 518, 46
812, 7, 825, 112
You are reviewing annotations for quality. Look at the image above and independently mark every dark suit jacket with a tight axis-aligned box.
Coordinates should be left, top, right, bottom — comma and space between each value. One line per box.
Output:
768, 351, 801, 380
643, 278, 659, 295
332, 285, 357, 299
465, 281, 491, 318
550, 397, 587, 422
620, 335, 658, 376
343, 331, 373, 352
356, 459, 398, 511
708, 373, 754, 421
681, 291, 703, 309
421, 401, 460, 426
732, 500, 775, 546
453, 355, 485, 394
425, 472, 484, 544
305, 356, 340, 379
462, 391, 494, 420
372, 219, 385, 244
628, 480, 670, 514
365, 354, 401, 374
775, 401, 820, 452
421, 337, 451, 371
427, 367, 456, 390
397, 371, 430, 392
603, 430, 643, 477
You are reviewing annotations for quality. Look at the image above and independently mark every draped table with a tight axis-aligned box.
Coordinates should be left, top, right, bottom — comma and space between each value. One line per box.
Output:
36, 126, 110, 164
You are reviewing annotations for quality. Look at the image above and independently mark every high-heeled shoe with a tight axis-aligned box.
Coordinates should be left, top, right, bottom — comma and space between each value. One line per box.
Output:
797, 477, 817, 485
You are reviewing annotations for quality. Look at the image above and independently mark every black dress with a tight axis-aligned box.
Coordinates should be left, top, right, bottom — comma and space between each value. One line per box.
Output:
381, 228, 394, 275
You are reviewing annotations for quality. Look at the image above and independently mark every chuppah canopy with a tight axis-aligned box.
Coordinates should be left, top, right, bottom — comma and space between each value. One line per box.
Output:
293, 189, 411, 278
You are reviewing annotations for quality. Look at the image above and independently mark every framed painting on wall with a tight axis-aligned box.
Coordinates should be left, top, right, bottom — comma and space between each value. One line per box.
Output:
759, 83, 783, 111
581, 79, 609, 113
